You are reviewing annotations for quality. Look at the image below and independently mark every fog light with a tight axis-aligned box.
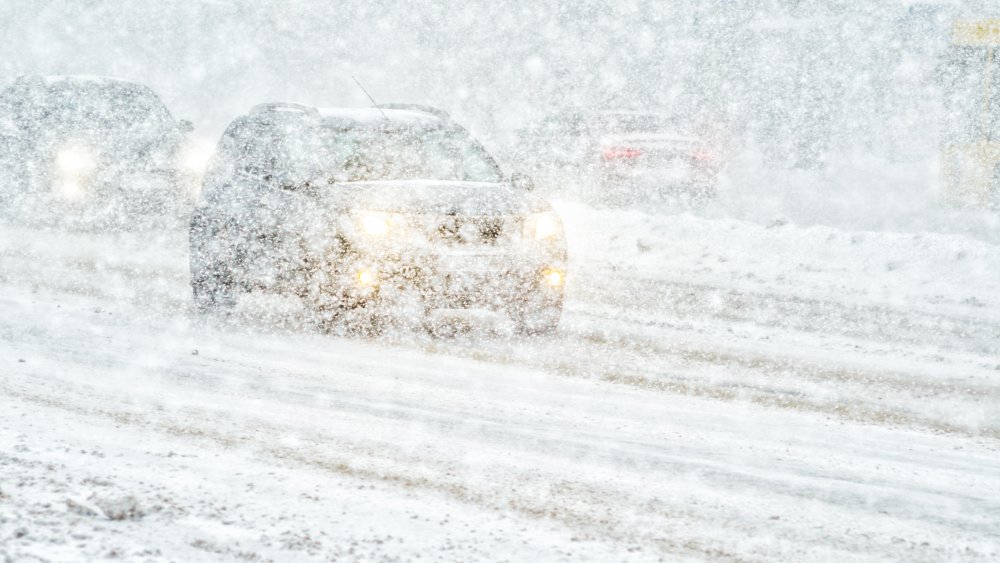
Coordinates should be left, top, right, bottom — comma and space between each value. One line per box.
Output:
524, 211, 562, 240
362, 216, 389, 236
543, 269, 564, 287
357, 268, 377, 286
55, 179, 86, 201
55, 145, 98, 176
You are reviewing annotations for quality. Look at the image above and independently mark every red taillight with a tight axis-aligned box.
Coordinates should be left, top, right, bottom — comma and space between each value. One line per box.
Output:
602, 147, 644, 161
689, 147, 719, 163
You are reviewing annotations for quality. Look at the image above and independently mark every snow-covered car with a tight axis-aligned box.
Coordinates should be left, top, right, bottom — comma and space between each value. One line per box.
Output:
0, 75, 204, 223
189, 103, 567, 334
516, 109, 725, 205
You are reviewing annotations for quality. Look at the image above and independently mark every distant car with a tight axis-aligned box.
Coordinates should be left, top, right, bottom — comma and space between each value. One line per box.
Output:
189, 103, 567, 335
0, 75, 205, 222
516, 109, 725, 205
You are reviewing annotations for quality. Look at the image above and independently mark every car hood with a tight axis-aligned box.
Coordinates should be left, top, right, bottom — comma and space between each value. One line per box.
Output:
315, 180, 544, 216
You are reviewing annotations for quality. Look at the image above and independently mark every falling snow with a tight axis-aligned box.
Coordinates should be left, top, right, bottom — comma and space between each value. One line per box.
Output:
1, 2, 1000, 562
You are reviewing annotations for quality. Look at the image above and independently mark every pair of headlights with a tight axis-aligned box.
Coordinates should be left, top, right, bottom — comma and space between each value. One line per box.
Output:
357, 210, 562, 241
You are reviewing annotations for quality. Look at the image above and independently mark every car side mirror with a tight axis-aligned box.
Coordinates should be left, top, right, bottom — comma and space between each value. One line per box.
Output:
179, 119, 195, 134
273, 171, 303, 191
510, 172, 535, 192
273, 168, 328, 192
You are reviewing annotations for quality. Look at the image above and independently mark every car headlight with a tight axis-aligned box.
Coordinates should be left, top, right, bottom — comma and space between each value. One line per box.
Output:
543, 268, 564, 287
55, 146, 98, 176
356, 211, 407, 237
523, 211, 562, 240
179, 141, 215, 174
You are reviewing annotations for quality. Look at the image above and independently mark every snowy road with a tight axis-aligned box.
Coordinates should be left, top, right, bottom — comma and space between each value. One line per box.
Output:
2, 203, 1000, 561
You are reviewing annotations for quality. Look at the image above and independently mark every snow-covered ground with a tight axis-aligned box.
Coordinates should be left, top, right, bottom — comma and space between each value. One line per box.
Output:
2, 198, 1000, 561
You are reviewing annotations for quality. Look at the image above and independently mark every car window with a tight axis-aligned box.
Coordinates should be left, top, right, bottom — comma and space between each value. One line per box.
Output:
213, 118, 310, 179
0, 81, 174, 133
203, 117, 294, 199
539, 113, 584, 137
213, 117, 253, 164
318, 127, 503, 183
593, 114, 677, 134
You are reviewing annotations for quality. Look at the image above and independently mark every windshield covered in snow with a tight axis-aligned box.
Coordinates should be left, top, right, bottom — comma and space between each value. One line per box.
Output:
0, 80, 175, 134
219, 120, 504, 184
319, 127, 503, 183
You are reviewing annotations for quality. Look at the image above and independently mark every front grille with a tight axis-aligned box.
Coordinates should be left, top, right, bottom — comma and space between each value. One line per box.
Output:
427, 215, 513, 246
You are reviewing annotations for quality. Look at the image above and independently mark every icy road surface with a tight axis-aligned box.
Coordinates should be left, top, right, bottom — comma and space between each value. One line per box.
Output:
2, 202, 1000, 562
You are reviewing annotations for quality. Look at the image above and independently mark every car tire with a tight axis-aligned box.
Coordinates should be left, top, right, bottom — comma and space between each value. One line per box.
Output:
514, 306, 561, 336
189, 211, 242, 315
316, 303, 385, 337
990, 163, 1000, 209
511, 293, 562, 336
191, 270, 241, 314
685, 181, 718, 208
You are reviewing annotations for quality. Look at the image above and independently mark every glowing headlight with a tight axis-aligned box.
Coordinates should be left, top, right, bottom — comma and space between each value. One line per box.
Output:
179, 141, 215, 173
543, 269, 564, 287
357, 211, 407, 237
55, 146, 98, 176
360, 213, 391, 236
357, 267, 378, 286
523, 211, 562, 240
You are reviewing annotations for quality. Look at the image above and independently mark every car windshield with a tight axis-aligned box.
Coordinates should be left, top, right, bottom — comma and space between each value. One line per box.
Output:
314, 126, 503, 183
0, 81, 175, 133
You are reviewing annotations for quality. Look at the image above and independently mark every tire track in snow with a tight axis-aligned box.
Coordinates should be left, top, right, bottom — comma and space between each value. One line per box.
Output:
5, 369, 998, 563
4, 224, 999, 441
400, 330, 1000, 442
571, 272, 1000, 357
0, 384, 739, 561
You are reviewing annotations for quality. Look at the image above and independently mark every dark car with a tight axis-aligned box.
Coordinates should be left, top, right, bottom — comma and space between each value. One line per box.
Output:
189, 103, 566, 335
0, 75, 202, 223
516, 109, 726, 205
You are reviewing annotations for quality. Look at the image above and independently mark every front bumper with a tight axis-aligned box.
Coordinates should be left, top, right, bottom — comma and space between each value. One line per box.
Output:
25, 160, 196, 213
318, 249, 566, 312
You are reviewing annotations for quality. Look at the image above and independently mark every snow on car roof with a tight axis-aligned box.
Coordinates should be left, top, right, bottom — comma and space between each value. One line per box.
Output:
316, 107, 445, 129
591, 109, 678, 120
30, 74, 148, 89
6, 75, 160, 100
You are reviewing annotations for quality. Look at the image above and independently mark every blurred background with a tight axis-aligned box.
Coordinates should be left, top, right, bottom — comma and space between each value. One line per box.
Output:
3, 0, 996, 236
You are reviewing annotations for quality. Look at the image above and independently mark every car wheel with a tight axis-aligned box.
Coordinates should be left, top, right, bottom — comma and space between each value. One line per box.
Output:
990, 163, 1000, 209
316, 303, 385, 337
597, 175, 633, 207
511, 293, 562, 336
514, 306, 561, 336
191, 270, 240, 314
685, 181, 718, 208
189, 211, 242, 314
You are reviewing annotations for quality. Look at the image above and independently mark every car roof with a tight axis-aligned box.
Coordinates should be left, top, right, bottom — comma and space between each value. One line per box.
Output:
316, 107, 446, 131
554, 109, 673, 121
593, 109, 674, 119
15, 74, 149, 90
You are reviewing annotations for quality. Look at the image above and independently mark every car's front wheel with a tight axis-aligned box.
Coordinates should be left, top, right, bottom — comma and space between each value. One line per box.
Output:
989, 162, 1000, 209
510, 292, 563, 336
191, 268, 241, 314
315, 302, 386, 337
189, 211, 244, 315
